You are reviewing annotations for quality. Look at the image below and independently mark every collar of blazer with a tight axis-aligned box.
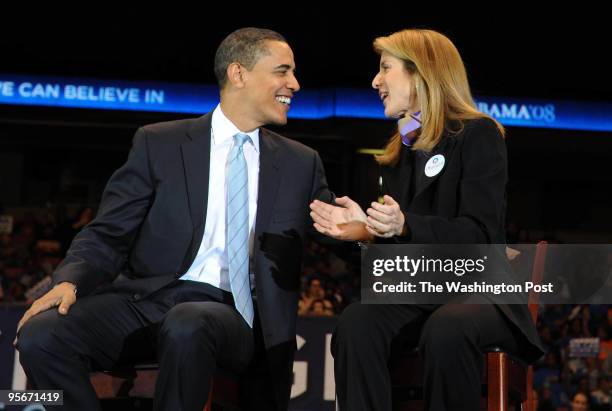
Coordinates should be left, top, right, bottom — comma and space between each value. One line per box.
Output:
180, 112, 282, 237
381, 133, 457, 208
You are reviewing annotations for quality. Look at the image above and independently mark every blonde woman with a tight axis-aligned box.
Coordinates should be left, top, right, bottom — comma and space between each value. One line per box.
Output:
310, 29, 544, 411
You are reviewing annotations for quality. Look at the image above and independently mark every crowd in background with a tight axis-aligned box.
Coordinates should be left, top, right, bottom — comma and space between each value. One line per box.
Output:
0, 206, 94, 302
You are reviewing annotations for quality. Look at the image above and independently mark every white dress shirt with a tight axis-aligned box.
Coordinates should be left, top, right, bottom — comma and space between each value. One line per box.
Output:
179, 104, 260, 291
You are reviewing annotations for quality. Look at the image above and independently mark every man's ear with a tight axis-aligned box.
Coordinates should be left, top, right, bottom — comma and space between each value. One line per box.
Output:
226, 62, 246, 89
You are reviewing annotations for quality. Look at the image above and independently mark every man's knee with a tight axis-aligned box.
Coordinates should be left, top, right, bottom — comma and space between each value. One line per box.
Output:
159, 302, 227, 349
17, 310, 62, 364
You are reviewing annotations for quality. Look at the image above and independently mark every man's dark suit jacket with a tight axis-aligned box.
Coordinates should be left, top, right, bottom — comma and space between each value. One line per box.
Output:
380, 117, 545, 363
52, 112, 332, 409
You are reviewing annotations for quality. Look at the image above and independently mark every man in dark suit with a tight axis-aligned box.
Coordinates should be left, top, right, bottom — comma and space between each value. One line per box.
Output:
14, 27, 331, 411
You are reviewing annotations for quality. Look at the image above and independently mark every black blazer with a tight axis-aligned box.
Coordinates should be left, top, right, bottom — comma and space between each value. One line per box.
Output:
380, 117, 545, 363
52, 112, 332, 409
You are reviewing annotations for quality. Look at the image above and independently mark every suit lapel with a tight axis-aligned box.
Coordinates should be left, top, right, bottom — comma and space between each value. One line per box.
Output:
181, 113, 213, 232
412, 135, 456, 201
381, 146, 413, 210
255, 129, 281, 237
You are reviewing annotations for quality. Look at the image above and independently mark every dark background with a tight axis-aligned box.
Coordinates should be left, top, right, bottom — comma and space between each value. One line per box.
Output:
1, 11, 609, 100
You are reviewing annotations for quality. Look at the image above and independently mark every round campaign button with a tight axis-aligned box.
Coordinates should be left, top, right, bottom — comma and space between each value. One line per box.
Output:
424, 154, 445, 177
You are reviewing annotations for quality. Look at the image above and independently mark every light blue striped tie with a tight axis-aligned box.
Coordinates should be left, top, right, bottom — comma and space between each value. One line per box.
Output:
227, 132, 254, 328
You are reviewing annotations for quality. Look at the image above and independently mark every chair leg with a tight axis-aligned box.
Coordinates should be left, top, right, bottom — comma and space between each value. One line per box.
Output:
487, 352, 509, 411
203, 379, 213, 411
521, 366, 534, 411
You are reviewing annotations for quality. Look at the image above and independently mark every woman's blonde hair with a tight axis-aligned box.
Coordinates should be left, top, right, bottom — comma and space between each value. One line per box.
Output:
373, 29, 504, 166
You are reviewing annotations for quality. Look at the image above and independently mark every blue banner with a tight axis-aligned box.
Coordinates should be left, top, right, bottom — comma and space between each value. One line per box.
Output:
1, 74, 610, 132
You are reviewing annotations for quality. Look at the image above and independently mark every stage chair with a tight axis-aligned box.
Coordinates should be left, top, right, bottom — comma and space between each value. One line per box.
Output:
90, 363, 239, 410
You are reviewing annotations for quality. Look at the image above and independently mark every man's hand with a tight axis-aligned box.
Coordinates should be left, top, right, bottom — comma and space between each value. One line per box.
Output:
309, 196, 372, 241
13, 282, 77, 347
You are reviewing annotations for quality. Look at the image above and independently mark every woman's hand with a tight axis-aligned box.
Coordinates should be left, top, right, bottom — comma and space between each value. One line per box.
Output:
309, 196, 371, 241
365, 195, 407, 238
